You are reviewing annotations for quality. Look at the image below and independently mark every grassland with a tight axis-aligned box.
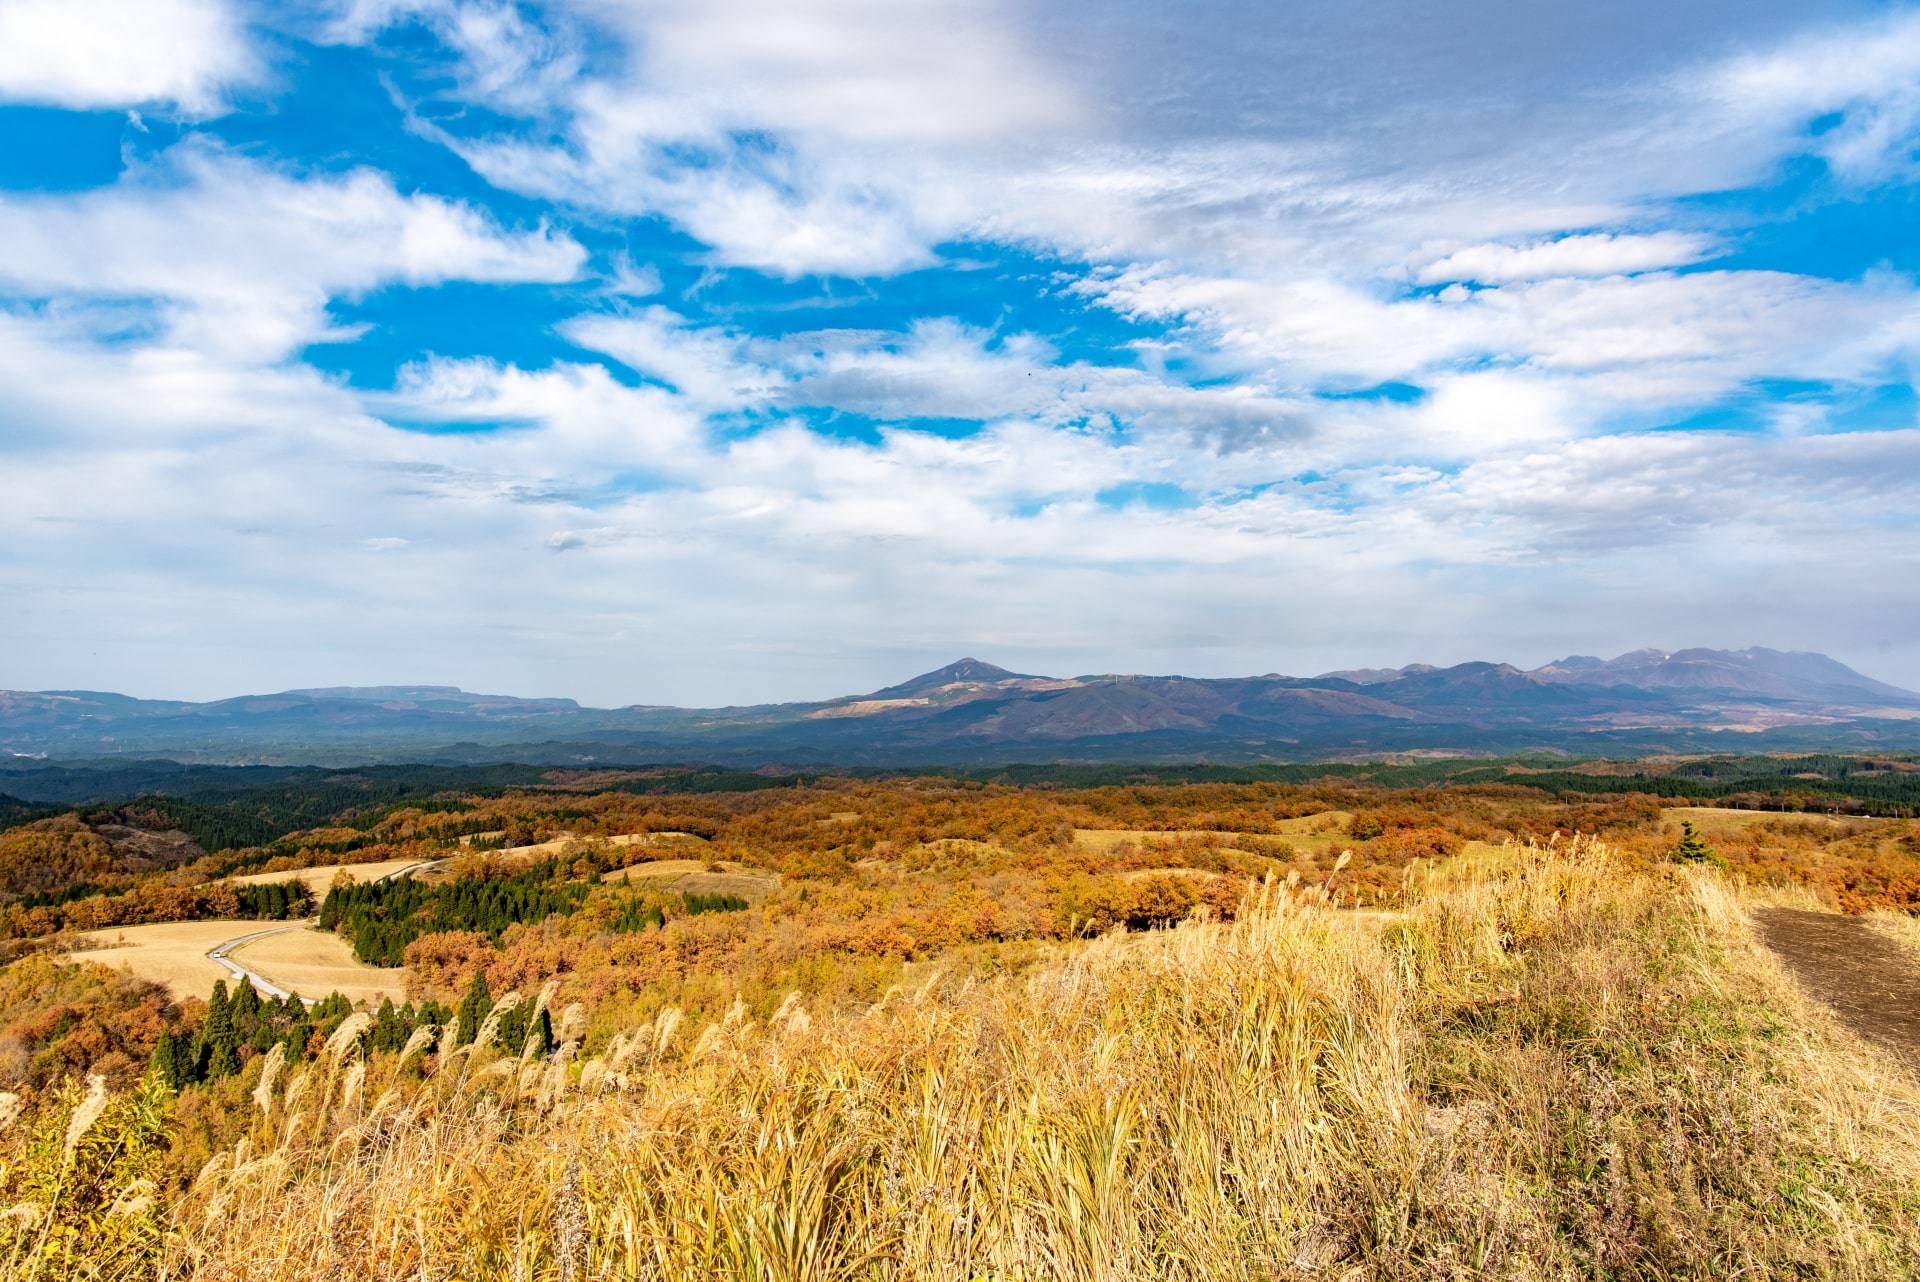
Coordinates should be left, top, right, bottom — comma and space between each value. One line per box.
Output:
599, 857, 783, 902
63, 921, 260, 1001
63, 918, 406, 1006
12, 838, 1920, 1279
229, 857, 424, 895
223, 928, 407, 1007
6, 764, 1920, 1278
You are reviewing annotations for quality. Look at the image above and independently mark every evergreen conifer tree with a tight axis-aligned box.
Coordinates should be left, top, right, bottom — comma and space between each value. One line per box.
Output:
200, 981, 241, 1079
285, 1011, 315, 1060
1673, 821, 1715, 863
151, 1029, 175, 1087
455, 968, 491, 1047
310, 992, 352, 1028
530, 1007, 554, 1057
499, 1000, 530, 1053
372, 998, 405, 1053
152, 1029, 190, 1089
175, 1027, 200, 1085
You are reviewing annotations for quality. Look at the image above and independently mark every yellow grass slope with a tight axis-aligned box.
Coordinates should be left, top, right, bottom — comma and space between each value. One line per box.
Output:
1076, 809, 1355, 856
65, 920, 405, 1004
62, 921, 252, 1000
229, 858, 424, 895
458, 829, 708, 856
225, 928, 406, 1006
600, 858, 781, 901
141, 842, 1920, 1279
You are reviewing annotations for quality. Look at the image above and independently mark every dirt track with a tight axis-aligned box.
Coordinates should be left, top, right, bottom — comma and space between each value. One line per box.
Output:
1754, 907, 1920, 1064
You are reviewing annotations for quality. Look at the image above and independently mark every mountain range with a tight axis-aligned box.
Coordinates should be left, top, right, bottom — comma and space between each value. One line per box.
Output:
3, 648, 1917, 767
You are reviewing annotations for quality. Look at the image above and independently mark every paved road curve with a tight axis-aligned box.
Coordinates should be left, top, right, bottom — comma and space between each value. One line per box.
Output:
206, 921, 315, 1003
204, 858, 433, 1004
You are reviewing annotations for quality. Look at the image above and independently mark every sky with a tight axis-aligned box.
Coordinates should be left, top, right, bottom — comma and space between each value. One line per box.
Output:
2, 0, 1919, 706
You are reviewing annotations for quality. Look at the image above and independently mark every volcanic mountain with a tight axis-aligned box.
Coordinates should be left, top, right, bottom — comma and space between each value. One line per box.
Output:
3, 648, 1916, 766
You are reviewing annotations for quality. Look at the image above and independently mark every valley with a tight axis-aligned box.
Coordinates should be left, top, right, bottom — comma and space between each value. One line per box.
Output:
6, 753, 1920, 1276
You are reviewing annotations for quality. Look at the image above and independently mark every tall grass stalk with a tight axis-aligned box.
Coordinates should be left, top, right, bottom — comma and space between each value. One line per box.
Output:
47, 839, 1920, 1278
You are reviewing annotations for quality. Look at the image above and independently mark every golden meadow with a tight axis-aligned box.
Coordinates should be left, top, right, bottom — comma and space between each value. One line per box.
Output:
5, 776, 1920, 1278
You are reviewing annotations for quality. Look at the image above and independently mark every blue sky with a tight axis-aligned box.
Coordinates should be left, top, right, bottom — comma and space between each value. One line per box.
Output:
1, 0, 1918, 705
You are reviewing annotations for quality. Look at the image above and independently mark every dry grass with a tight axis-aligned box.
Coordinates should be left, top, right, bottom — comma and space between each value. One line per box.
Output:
1268, 808, 1354, 833
62, 921, 260, 1000
1867, 909, 1920, 963
1660, 805, 1870, 833
1444, 838, 1515, 871
229, 859, 423, 895
1075, 812, 1348, 850
600, 860, 783, 903
61, 919, 406, 1006
461, 831, 707, 855
1117, 866, 1223, 882
1074, 813, 1358, 859
1074, 828, 1220, 852
225, 928, 407, 1007
439, 832, 711, 880
104, 841, 1920, 1280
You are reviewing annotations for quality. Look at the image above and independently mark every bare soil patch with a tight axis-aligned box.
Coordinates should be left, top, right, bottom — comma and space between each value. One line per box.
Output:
93, 825, 204, 867
1754, 907, 1920, 1065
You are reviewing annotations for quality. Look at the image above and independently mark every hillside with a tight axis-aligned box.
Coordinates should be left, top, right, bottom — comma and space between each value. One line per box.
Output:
6, 765, 1920, 1278
3, 647, 1918, 765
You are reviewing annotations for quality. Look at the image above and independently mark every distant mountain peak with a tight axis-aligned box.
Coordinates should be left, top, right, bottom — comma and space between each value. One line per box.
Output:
1316, 663, 1440, 685
866, 658, 1038, 699
288, 685, 467, 700
1316, 666, 1403, 685
3, 644, 1915, 765
1529, 647, 1917, 704
1544, 655, 1606, 670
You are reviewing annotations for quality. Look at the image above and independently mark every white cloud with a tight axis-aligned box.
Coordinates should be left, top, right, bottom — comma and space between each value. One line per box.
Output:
1082, 263, 1919, 423
6, 284, 1920, 703
1706, 7, 1920, 186
333, 1, 1920, 287
0, 144, 586, 361
561, 309, 779, 408
575, 0, 1077, 145
0, 0, 255, 114
1415, 232, 1716, 285
9, 2, 1920, 701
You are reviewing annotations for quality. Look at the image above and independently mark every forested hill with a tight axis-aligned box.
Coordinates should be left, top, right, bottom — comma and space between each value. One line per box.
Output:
2, 755, 1917, 849
3, 647, 1917, 765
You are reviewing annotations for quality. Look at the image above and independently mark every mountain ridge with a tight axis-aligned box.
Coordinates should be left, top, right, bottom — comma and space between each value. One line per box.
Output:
4, 647, 1916, 766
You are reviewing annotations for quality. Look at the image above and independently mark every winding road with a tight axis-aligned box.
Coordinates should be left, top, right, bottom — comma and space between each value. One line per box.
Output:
211, 858, 435, 1004
206, 921, 315, 1002
207, 859, 441, 1002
